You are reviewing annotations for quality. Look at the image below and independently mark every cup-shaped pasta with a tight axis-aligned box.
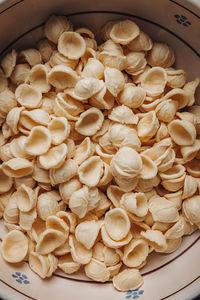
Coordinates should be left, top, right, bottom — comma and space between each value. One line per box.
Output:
162, 173, 185, 192
158, 149, 175, 172
107, 184, 125, 208
29, 251, 49, 279
164, 89, 188, 110
46, 215, 69, 238
44, 15, 72, 44
59, 178, 81, 204
99, 132, 116, 154
108, 105, 138, 125
78, 156, 103, 187
36, 229, 66, 255
123, 238, 149, 268
37, 38, 56, 62
16, 184, 36, 212
166, 68, 186, 88
75, 107, 104, 136
39, 143, 68, 170
33, 162, 50, 183
165, 215, 185, 240
103, 246, 121, 266
141, 67, 167, 97
188, 105, 200, 134
19, 206, 37, 231
160, 237, 182, 254
137, 111, 159, 141
149, 196, 179, 223
118, 83, 146, 108
71, 78, 104, 101
58, 253, 81, 274
1, 230, 28, 263
19, 49, 42, 66
94, 191, 111, 218
165, 190, 182, 210
98, 50, 127, 71
37, 190, 63, 221
29, 64, 50, 93
56, 211, 77, 234
182, 175, 197, 200
121, 192, 148, 219
1, 49, 17, 77
98, 161, 113, 187
54, 240, 71, 256
183, 77, 199, 106
15, 84, 42, 108
74, 137, 95, 165
49, 159, 78, 185
109, 19, 139, 45
101, 223, 132, 249
2, 158, 33, 178
82, 58, 104, 79
48, 65, 79, 89
104, 208, 130, 241
58, 31, 86, 59
155, 100, 178, 123
104, 67, 125, 97
6, 107, 24, 135
127, 30, 152, 51
0, 68, 8, 93
29, 218, 46, 243
183, 195, 200, 226
147, 42, 175, 68
176, 112, 197, 127
140, 154, 158, 180
19, 110, 50, 135
0, 143, 14, 162
113, 268, 143, 292
141, 229, 167, 252
159, 164, 185, 181
69, 186, 89, 218
0, 165, 13, 193
57, 93, 84, 116
10, 63, 30, 85
49, 50, 78, 69
90, 83, 115, 110
85, 258, 110, 282
168, 120, 196, 146
69, 234, 92, 265
24, 126, 51, 156
75, 220, 100, 249
125, 51, 146, 76
48, 117, 70, 145
108, 262, 122, 278
0, 89, 17, 119
3, 192, 19, 224
186, 159, 200, 178
181, 139, 200, 163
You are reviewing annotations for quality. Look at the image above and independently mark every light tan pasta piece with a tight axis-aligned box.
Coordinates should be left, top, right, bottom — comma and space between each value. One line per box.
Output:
37, 38, 56, 62
56, 211, 77, 234
108, 105, 138, 125
188, 105, 200, 134
58, 253, 81, 274
1, 49, 17, 77
123, 238, 149, 268
2, 158, 33, 178
45, 253, 58, 277
121, 192, 148, 220
46, 215, 69, 237
0, 165, 13, 193
59, 178, 81, 204
99, 132, 116, 154
165, 190, 182, 210
58, 31, 86, 60
158, 149, 175, 172
109, 19, 139, 45
113, 268, 143, 292
69, 234, 92, 265
98, 50, 127, 71
3, 192, 19, 224
10, 63, 30, 85
48, 65, 79, 89
159, 164, 185, 181
73, 137, 95, 165
19, 109, 50, 134
15, 84, 42, 108
182, 175, 197, 200
29, 64, 51, 93
125, 51, 146, 76
103, 246, 121, 266
20, 49, 42, 66
44, 15, 72, 44
180, 139, 200, 162
0, 68, 8, 92
186, 159, 200, 178
137, 111, 159, 141
29, 251, 50, 279
39, 143, 68, 169
6, 106, 24, 135
78, 156, 103, 187
104, 67, 125, 97
141, 229, 167, 252
140, 154, 158, 180
168, 120, 196, 146
36, 228, 66, 255
85, 258, 110, 282
166, 68, 186, 88
40, 92, 56, 114
165, 215, 185, 239
107, 184, 124, 208
49, 50, 78, 69
162, 173, 185, 192
19, 207, 37, 231
94, 191, 111, 217
147, 42, 175, 68
25, 126, 51, 155
1, 230, 28, 263
54, 240, 71, 256
57, 92, 84, 116
37, 190, 64, 221
161, 238, 182, 254
149, 196, 179, 223
183, 77, 199, 106
48, 117, 70, 145
75, 220, 100, 249
108, 263, 122, 278
183, 195, 200, 226
155, 100, 178, 123
49, 159, 78, 185
82, 58, 104, 79
33, 162, 50, 183
16, 184, 36, 212
127, 30, 152, 51
118, 83, 146, 108
71, 78, 104, 101
90, 82, 115, 110
29, 218, 46, 242
141, 67, 167, 97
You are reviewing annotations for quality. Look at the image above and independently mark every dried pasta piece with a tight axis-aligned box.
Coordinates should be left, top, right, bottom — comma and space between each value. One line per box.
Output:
181, 139, 200, 163
109, 19, 139, 45
74, 137, 95, 165
0, 165, 13, 193
90, 83, 115, 110
20, 49, 42, 66
166, 68, 186, 88
69, 234, 92, 265
48, 65, 79, 89
163, 88, 188, 109
1, 49, 17, 77
165, 215, 185, 239
85, 258, 110, 282
1, 230, 28, 263
2, 158, 33, 178
118, 83, 146, 108
140, 154, 158, 180
58, 31, 86, 59
25, 126, 51, 155
104, 67, 125, 97
57, 93, 84, 116
155, 100, 178, 123
141, 229, 167, 252
36, 229, 66, 255
161, 238, 182, 254
121, 192, 148, 220
0, 89, 17, 120
15, 84, 42, 108
48, 117, 70, 145
29, 251, 49, 279
113, 268, 143, 292
29, 64, 51, 93
19, 207, 37, 231
39, 143, 68, 169
82, 58, 104, 79
16, 184, 36, 212
6, 106, 24, 135
137, 111, 159, 141
108, 105, 138, 125
11, 63, 30, 85
183, 195, 200, 226
49, 50, 78, 69
59, 178, 81, 204
127, 30, 152, 51
101, 223, 132, 249
159, 164, 185, 181
147, 42, 175, 68
58, 253, 81, 274
165, 190, 183, 210
0, 68, 8, 93
78, 156, 103, 187
72, 78, 104, 101
46, 215, 69, 237
44, 15, 72, 44
123, 239, 149, 268
125, 51, 146, 76
141, 67, 167, 97
56, 211, 77, 234
75, 220, 100, 249
37, 38, 56, 62
37, 191, 64, 221
183, 77, 199, 106
49, 159, 78, 185
149, 196, 179, 223
168, 120, 196, 146
19, 109, 50, 134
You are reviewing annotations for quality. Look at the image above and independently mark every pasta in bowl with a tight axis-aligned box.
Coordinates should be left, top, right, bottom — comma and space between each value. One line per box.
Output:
0, 1, 200, 300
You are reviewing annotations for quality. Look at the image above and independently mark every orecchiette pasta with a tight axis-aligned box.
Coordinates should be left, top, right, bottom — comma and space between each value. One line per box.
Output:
0, 15, 200, 293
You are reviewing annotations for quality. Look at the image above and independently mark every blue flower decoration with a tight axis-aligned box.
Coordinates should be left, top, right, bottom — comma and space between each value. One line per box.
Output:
12, 272, 30, 284
125, 289, 144, 299
174, 14, 191, 26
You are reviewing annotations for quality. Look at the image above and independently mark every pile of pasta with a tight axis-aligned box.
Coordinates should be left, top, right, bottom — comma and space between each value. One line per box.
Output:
0, 15, 200, 292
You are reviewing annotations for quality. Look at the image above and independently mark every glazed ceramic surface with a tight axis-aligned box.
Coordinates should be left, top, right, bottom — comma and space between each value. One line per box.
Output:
0, 0, 200, 299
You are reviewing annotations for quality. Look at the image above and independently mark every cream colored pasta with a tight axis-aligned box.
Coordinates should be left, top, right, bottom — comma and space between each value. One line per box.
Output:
15, 84, 42, 108
1, 49, 17, 78
58, 31, 86, 59
48, 65, 79, 89
20, 49, 42, 66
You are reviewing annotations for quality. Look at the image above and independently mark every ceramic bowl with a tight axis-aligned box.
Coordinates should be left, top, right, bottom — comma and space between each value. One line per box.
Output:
0, 0, 200, 299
